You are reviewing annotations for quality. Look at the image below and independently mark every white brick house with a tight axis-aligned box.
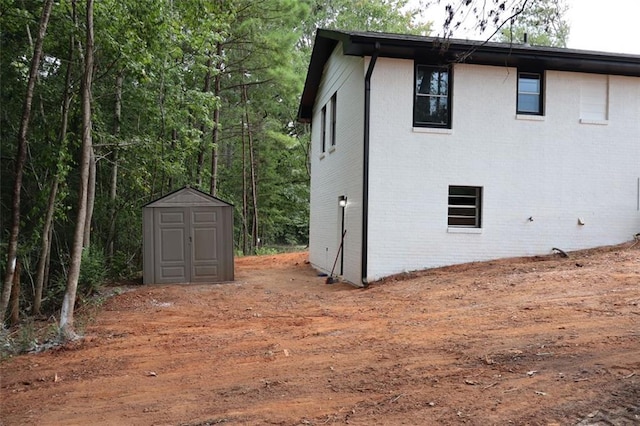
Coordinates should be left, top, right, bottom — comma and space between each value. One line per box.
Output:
297, 29, 640, 286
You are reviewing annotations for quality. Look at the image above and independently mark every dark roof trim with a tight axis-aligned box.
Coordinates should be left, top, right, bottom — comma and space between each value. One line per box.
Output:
298, 29, 640, 122
142, 185, 234, 208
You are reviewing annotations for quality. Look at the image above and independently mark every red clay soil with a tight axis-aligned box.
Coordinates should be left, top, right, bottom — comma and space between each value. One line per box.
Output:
1, 244, 639, 425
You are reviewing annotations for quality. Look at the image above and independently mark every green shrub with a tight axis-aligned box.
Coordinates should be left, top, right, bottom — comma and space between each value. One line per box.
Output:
78, 247, 107, 295
109, 250, 140, 280
255, 246, 279, 256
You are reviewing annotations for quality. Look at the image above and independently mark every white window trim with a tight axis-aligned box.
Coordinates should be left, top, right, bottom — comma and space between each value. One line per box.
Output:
412, 127, 453, 135
579, 118, 609, 126
516, 114, 545, 121
447, 227, 483, 234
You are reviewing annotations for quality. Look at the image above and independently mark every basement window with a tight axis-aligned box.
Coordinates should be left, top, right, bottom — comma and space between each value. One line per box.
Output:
448, 186, 482, 228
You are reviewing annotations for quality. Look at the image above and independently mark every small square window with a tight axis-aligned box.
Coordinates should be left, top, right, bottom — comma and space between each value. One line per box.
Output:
517, 72, 543, 115
414, 65, 452, 128
448, 186, 482, 228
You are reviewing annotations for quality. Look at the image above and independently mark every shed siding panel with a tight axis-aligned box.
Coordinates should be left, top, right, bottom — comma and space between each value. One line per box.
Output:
155, 208, 188, 283
191, 206, 221, 282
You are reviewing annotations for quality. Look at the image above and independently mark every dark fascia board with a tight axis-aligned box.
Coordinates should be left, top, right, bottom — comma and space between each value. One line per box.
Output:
297, 29, 640, 122
142, 185, 234, 208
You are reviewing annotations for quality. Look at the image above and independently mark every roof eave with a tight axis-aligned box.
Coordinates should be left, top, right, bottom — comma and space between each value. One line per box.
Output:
297, 29, 640, 122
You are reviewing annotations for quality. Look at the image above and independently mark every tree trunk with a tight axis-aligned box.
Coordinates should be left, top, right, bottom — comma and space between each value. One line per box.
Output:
241, 115, 249, 255
33, 178, 58, 316
196, 56, 213, 187
167, 129, 177, 191
60, 0, 94, 340
1, 0, 54, 325
83, 146, 96, 248
210, 42, 223, 196
107, 71, 124, 263
9, 261, 21, 327
34, 23, 74, 316
242, 83, 259, 253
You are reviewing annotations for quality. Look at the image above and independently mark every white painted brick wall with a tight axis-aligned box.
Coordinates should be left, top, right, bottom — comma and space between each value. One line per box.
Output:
309, 44, 365, 284
364, 58, 640, 281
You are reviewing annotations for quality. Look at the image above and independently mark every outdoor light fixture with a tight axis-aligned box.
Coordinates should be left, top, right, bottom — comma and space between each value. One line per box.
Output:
338, 195, 347, 207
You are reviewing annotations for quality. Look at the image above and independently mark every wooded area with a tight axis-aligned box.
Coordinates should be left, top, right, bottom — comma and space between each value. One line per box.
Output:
0, 0, 433, 337
1, 0, 569, 340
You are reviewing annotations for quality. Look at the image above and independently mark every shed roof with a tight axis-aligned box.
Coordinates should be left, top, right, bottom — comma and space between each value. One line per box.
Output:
144, 186, 234, 208
298, 29, 640, 122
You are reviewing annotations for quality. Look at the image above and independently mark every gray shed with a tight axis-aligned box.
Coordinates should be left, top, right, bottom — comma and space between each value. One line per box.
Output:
143, 186, 234, 284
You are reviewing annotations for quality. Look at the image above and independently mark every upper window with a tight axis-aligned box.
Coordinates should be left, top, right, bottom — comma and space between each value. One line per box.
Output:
448, 186, 482, 228
321, 105, 327, 153
414, 65, 451, 128
330, 93, 337, 147
517, 72, 543, 115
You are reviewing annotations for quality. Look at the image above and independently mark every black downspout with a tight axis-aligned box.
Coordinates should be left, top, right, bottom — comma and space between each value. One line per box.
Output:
361, 43, 380, 287
340, 205, 345, 275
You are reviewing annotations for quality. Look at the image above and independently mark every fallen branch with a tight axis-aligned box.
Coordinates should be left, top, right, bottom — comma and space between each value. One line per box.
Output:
552, 247, 569, 258
389, 393, 405, 403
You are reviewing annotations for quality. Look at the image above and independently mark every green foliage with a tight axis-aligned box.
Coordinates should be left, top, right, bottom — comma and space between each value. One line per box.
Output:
255, 246, 280, 256
0, 318, 59, 357
109, 250, 140, 280
78, 247, 107, 296
301, 0, 431, 37
0, 320, 36, 357
1, 0, 438, 325
496, 0, 570, 47
15, 319, 38, 353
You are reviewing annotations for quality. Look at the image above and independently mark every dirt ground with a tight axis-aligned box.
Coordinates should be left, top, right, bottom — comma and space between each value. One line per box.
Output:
1, 243, 639, 425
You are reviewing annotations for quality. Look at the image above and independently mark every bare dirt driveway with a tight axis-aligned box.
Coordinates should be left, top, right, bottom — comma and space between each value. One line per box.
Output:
2, 244, 640, 425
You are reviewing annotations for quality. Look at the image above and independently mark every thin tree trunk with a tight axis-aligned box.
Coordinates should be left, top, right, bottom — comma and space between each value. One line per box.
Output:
107, 71, 124, 263
9, 261, 21, 326
167, 129, 177, 191
43, 226, 53, 292
60, 0, 94, 340
33, 178, 58, 315
196, 57, 213, 187
241, 116, 249, 255
242, 83, 259, 253
83, 146, 96, 248
1, 0, 54, 324
34, 23, 75, 316
210, 42, 223, 196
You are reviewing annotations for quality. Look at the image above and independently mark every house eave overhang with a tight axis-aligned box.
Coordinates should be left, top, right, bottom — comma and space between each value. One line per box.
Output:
297, 29, 640, 122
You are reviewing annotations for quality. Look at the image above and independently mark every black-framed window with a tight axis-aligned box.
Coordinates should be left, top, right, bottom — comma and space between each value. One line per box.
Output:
414, 65, 451, 128
448, 186, 482, 228
321, 105, 327, 153
330, 93, 337, 147
517, 72, 543, 115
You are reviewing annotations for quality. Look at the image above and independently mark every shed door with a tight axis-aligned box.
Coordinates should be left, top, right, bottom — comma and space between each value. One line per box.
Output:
154, 206, 224, 283
190, 207, 222, 282
155, 208, 189, 283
